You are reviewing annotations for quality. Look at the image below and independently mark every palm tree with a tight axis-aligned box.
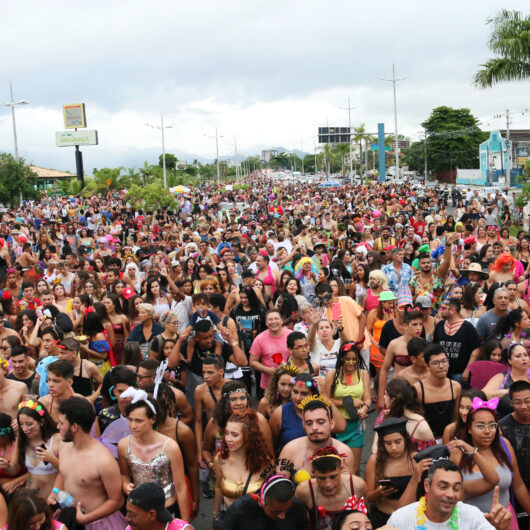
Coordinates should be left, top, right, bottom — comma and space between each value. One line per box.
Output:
473, 9, 530, 88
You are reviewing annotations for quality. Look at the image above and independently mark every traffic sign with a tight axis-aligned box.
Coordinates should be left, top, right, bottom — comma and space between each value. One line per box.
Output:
370, 144, 391, 151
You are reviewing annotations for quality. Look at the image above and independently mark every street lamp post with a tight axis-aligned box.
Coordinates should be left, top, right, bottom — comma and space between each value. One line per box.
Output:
1, 82, 29, 203
145, 113, 172, 188
379, 65, 408, 179
205, 128, 224, 186
339, 98, 358, 178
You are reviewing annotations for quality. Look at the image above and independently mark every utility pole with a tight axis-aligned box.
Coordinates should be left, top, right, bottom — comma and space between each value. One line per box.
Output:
424, 129, 428, 181
145, 113, 172, 188
339, 98, 359, 178
379, 64, 408, 179
205, 128, 224, 186
1, 82, 29, 204
301, 139, 305, 174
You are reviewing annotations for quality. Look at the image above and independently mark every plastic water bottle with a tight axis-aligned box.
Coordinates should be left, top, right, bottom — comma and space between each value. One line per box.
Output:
52, 487, 74, 508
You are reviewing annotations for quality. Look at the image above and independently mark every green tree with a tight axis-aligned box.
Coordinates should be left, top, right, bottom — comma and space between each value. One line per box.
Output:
0, 154, 40, 206
159, 153, 178, 172
474, 9, 530, 88
119, 167, 142, 188
420, 106, 488, 171
403, 141, 426, 172
515, 160, 530, 209
270, 152, 291, 170
126, 182, 176, 210
92, 167, 123, 191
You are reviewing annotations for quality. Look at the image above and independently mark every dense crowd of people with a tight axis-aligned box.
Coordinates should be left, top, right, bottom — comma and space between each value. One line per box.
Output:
0, 177, 526, 529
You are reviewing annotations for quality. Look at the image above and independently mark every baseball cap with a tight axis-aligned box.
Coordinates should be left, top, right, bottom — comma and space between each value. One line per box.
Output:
415, 295, 432, 309
127, 483, 173, 523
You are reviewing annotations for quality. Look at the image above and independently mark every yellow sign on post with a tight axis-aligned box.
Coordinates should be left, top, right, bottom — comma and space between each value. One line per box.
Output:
63, 103, 87, 129
106, 178, 112, 187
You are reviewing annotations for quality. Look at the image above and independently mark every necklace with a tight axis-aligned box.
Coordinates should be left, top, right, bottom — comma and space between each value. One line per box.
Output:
416, 496, 458, 529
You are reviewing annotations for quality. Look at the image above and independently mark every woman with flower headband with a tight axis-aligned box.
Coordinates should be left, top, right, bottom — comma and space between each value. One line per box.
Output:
212, 409, 273, 526
483, 342, 530, 419
448, 396, 530, 523
295, 445, 367, 530
258, 363, 298, 420
0, 400, 60, 499
322, 343, 371, 476
332, 504, 372, 530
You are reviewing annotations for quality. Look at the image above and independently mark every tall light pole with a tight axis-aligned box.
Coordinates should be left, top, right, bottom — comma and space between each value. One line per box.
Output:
205, 128, 224, 186
339, 98, 358, 177
145, 113, 172, 188
1, 82, 29, 203
379, 65, 408, 178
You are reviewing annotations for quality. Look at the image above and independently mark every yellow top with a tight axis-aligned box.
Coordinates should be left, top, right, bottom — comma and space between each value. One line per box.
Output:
334, 376, 364, 420
220, 475, 264, 499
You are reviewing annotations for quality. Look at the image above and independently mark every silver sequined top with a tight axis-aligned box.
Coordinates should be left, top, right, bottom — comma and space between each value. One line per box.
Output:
125, 436, 175, 500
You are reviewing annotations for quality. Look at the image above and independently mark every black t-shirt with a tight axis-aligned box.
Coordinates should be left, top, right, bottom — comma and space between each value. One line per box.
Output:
180, 340, 233, 376
7, 372, 36, 393
230, 305, 266, 353
379, 319, 426, 351
499, 414, 530, 513
222, 494, 309, 530
433, 320, 480, 375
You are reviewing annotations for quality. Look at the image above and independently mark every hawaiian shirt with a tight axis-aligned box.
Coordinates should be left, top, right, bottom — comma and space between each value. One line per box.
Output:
383, 262, 414, 295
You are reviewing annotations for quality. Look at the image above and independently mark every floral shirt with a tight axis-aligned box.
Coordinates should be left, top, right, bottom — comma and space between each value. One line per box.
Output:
382, 262, 414, 295
410, 270, 445, 308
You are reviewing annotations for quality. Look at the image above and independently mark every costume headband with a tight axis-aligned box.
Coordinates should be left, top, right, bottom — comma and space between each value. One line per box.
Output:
471, 397, 499, 412
120, 387, 157, 416
343, 495, 367, 514
18, 399, 45, 416
298, 394, 331, 411
153, 359, 168, 400
0, 427, 11, 436
259, 475, 294, 505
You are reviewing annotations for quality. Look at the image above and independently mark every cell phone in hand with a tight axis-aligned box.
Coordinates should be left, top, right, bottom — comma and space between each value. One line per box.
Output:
331, 303, 342, 321
378, 479, 394, 488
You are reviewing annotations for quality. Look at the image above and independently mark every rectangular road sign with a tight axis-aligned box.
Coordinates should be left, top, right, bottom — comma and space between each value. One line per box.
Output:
370, 144, 391, 151
56, 130, 98, 147
63, 103, 87, 129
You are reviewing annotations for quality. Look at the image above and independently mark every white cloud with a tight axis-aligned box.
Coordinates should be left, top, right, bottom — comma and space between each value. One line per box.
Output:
0, 0, 529, 172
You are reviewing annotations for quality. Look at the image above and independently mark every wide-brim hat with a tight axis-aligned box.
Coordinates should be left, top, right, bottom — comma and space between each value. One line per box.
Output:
460, 262, 489, 279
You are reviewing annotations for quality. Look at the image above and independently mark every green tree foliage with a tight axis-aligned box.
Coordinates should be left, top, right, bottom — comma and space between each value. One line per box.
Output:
159, 153, 178, 171
0, 154, 40, 206
403, 141, 426, 172
419, 106, 488, 171
474, 9, 530, 88
126, 183, 176, 210
515, 160, 530, 208
92, 167, 124, 191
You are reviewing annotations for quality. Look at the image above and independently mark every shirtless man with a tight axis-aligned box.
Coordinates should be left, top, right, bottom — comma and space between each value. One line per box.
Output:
193, 356, 226, 466
277, 399, 355, 480
56, 338, 102, 404
3, 269, 22, 300
377, 309, 424, 410
295, 445, 366, 521
414, 344, 461, 442
17, 243, 39, 270
39, 360, 85, 422
397, 337, 429, 386
0, 312, 20, 342
255, 253, 280, 298
0, 358, 27, 423
49, 397, 127, 529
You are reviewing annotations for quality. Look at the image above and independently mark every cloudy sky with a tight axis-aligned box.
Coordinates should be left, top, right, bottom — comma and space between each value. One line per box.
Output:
1, 0, 529, 174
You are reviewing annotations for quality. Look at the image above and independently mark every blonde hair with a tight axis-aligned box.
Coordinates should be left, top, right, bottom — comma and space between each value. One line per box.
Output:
138, 303, 155, 317
368, 269, 389, 290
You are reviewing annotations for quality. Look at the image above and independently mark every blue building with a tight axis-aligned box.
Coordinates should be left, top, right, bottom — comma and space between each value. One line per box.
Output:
480, 130, 523, 187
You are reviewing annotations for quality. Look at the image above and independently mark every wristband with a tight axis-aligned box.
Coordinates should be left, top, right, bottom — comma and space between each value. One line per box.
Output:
460, 446, 478, 455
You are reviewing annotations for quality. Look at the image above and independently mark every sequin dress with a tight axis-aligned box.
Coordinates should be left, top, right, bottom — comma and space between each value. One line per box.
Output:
125, 436, 175, 500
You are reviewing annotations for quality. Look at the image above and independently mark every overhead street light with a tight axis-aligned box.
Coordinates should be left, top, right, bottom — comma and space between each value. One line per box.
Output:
145, 113, 172, 189
1, 82, 29, 203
